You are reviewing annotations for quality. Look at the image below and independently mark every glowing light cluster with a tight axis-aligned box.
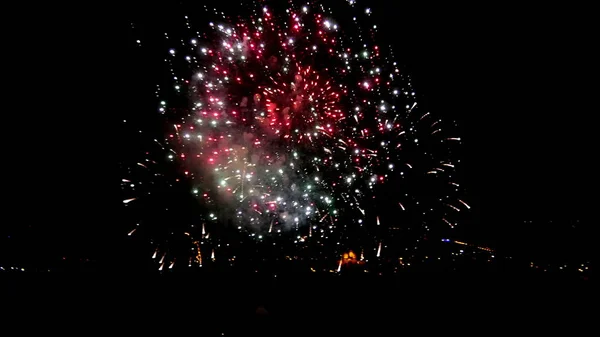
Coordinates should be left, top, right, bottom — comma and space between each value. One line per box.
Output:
124, 1, 470, 271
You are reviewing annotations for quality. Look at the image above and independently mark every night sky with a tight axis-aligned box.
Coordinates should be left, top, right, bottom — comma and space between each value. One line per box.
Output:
379, 2, 591, 258
1, 0, 591, 270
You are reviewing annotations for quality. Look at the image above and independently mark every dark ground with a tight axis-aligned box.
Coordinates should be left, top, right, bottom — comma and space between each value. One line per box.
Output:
3, 273, 591, 335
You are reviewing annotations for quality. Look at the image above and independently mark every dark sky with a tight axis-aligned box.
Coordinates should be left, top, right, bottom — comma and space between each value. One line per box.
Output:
367, 2, 591, 256
380, 2, 589, 216
2, 1, 590, 269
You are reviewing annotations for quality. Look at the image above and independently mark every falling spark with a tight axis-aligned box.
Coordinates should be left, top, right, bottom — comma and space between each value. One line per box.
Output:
442, 218, 454, 228
446, 204, 461, 212
458, 199, 471, 209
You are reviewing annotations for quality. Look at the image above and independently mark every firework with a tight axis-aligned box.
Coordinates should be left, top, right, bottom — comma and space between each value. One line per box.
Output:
124, 0, 469, 271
